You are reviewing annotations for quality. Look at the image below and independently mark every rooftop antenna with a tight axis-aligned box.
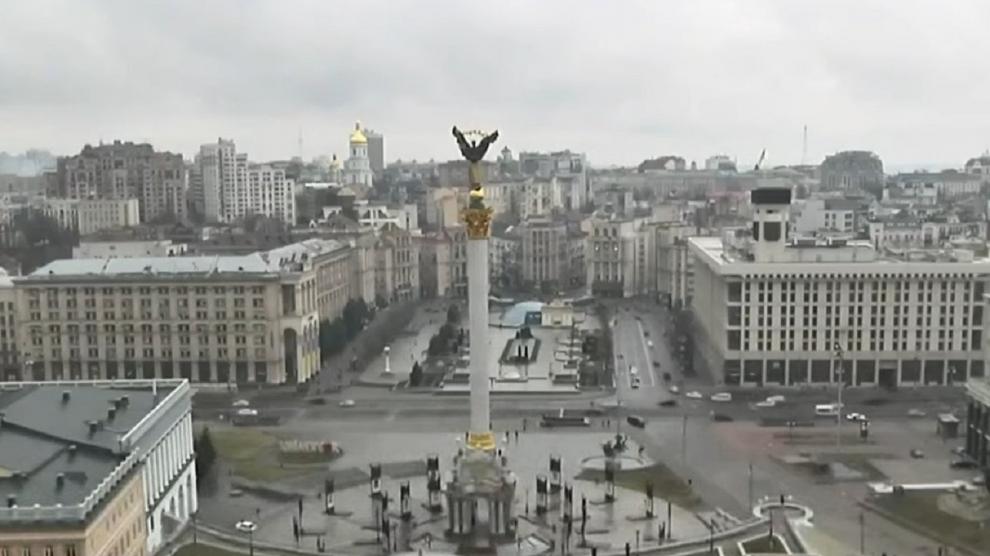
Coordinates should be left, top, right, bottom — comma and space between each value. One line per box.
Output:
801, 125, 808, 166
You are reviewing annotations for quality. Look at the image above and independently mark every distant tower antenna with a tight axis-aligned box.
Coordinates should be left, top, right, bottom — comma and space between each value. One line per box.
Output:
801, 125, 808, 166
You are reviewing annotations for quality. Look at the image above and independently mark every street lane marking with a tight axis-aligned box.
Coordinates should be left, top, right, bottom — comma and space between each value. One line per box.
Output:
635, 320, 656, 387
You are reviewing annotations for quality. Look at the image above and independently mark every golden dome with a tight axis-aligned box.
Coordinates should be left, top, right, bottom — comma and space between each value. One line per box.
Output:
349, 121, 367, 144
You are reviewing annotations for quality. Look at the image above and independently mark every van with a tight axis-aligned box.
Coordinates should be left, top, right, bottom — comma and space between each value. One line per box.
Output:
815, 404, 840, 417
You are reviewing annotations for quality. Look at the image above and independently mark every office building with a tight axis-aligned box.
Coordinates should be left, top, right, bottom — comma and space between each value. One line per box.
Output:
690, 188, 989, 387
44, 198, 141, 236
585, 216, 654, 298
363, 128, 385, 177
12, 241, 355, 384
0, 380, 196, 555
56, 142, 186, 223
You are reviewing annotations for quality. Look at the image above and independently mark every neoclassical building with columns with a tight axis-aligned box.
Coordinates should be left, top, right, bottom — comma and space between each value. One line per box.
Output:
0, 380, 195, 556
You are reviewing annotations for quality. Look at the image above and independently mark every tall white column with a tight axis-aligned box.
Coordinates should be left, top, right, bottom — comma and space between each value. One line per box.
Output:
468, 237, 490, 436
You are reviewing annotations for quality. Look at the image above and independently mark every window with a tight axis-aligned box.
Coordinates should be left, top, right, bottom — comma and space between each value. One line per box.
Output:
44, 547, 53, 556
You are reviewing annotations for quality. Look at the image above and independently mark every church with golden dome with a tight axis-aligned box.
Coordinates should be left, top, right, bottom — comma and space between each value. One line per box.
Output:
342, 121, 373, 187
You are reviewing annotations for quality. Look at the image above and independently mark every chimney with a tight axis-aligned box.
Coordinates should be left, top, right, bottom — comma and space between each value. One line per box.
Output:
107, 406, 116, 420
55, 473, 65, 490
62, 390, 71, 403
68, 444, 77, 459
87, 420, 98, 436
6, 495, 15, 508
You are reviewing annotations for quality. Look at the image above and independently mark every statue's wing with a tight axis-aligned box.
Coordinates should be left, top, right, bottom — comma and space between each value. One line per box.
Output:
478, 130, 499, 152
452, 126, 470, 153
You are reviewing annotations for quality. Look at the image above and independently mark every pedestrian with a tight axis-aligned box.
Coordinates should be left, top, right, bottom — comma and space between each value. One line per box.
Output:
514, 430, 519, 442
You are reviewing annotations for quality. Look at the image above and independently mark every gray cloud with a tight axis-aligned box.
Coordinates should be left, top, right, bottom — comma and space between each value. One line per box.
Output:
1, 0, 988, 168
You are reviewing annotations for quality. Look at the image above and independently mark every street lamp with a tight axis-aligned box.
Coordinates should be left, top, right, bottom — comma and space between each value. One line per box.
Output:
833, 343, 844, 449
235, 520, 258, 556
383, 345, 391, 375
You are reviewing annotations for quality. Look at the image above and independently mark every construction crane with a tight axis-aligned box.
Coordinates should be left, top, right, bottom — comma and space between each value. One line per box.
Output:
754, 149, 767, 171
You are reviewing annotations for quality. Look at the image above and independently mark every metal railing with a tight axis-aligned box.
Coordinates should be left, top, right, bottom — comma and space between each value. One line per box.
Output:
0, 448, 141, 523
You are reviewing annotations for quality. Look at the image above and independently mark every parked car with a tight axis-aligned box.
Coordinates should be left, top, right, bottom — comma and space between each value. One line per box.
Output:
973, 475, 986, 486
685, 391, 703, 399
339, 399, 356, 408
907, 408, 927, 418
232, 399, 250, 407
659, 399, 678, 408
845, 412, 868, 422
950, 460, 978, 470
647, 340, 654, 348
909, 448, 925, 459
626, 415, 647, 428
951, 446, 967, 456
710, 392, 732, 402
669, 385, 680, 394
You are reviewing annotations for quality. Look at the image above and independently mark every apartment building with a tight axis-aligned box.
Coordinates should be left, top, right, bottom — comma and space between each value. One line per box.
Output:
690, 188, 989, 388
56, 141, 186, 223
193, 139, 295, 225
520, 219, 567, 289
0, 380, 196, 556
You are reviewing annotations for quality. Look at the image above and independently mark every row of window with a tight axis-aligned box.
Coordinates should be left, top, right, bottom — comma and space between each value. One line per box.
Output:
33, 347, 269, 360
28, 285, 266, 297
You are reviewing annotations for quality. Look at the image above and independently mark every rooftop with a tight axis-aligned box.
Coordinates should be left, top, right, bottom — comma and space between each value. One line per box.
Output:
261, 238, 348, 271
25, 254, 274, 280
0, 383, 173, 513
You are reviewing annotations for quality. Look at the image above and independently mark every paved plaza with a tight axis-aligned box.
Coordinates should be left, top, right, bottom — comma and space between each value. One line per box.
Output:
198, 423, 712, 555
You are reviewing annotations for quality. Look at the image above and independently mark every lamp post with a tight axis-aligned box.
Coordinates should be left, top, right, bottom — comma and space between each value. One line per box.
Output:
383, 345, 392, 375
833, 343, 844, 449
235, 520, 258, 556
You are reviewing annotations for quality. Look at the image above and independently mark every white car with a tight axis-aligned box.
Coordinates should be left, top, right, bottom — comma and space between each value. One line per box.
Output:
754, 400, 776, 408
629, 366, 639, 376
232, 399, 250, 407
339, 399, 356, 408
846, 412, 867, 422
710, 392, 732, 402
685, 391, 703, 399
669, 385, 680, 394
766, 395, 786, 404
907, 408, 927, 418
647, 340, 654, 348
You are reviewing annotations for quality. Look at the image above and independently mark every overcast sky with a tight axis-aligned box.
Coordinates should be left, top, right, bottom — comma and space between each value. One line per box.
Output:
1, 0, 988, 169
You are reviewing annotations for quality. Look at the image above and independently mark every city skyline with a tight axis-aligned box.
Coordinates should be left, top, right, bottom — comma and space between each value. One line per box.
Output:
1, 1, 989, 168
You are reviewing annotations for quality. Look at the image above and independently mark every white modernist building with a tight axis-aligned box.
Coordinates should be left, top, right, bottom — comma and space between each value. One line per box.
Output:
195, 139, 296, 225
690, 188, 989, 388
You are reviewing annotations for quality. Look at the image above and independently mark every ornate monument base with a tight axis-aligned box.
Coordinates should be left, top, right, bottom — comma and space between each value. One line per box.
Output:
445, 447, 517, 546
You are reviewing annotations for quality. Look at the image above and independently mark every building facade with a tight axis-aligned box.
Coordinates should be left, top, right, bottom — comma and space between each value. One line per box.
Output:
966, 377, 990, 468
193, 139, 295, 225
819, 151, 884, 193
44, 198, 141, 236
343, 123, 373, 188
690, 188, 989, 387
364, 128, 385, 178
56, 142, 186, 223
13, 250, 330, 385
520, 219, 567, 289
0, 380, 196, 556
